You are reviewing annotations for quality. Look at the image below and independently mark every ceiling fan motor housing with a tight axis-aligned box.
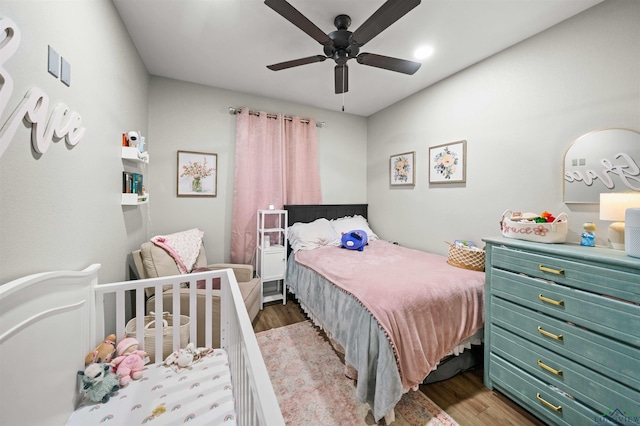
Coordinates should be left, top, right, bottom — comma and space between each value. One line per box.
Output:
324, 15, 359, 65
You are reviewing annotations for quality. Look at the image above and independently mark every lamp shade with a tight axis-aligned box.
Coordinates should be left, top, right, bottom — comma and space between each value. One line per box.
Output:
599, 192, 640, 221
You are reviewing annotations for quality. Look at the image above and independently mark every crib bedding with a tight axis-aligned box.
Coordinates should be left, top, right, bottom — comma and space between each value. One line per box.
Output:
286, 240, 485, 421
68, 349, 237, 426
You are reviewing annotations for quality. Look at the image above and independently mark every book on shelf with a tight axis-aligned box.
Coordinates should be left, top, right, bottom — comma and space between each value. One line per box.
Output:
133, 173, 143, 195
122, 172, 144, 195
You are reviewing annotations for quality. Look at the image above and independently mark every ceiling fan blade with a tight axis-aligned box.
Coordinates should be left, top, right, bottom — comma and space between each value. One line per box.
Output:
264, 0, 332, 45
335, 64, 349, 94
356, 53, 421, 75
350, 0, 421, 47
267, 55, 327, 71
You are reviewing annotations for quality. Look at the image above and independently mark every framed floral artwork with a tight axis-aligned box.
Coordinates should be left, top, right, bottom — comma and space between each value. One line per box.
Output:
390, 151, 415, 186
429, 140, 466, 184
177, 150, 217, 197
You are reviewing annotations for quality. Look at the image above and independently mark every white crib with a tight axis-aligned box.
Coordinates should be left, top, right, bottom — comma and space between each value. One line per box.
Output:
0, 265, 284, 426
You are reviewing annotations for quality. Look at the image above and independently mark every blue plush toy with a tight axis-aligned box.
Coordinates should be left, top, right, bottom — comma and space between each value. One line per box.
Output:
341, 230, 368, 251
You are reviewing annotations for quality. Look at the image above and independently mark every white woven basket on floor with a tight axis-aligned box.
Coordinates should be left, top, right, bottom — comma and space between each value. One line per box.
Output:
125, 311, 189, 360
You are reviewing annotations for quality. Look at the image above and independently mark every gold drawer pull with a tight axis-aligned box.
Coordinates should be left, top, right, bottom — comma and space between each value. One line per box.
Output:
539, 265, 565, 275
537, 326, 563, 341
536, 393, 562, 412
538, 294, 564, 306
537, 359, 563, 376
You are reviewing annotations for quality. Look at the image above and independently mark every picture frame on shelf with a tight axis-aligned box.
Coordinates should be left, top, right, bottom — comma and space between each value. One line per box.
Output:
177, 150, 217, 197
429, 140, 467, 184
390, 151, 416, 186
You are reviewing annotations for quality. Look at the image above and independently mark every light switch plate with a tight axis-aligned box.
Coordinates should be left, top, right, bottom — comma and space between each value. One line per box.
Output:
48, 46, 59, 78
61, 57, 71, 87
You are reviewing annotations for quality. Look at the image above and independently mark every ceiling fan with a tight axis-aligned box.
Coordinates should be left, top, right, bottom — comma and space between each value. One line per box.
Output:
264, 0, 422, 95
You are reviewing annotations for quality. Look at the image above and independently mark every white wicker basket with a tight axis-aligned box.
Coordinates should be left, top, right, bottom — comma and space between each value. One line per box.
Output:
126, 311, 189, 360
500, 209, 568, 244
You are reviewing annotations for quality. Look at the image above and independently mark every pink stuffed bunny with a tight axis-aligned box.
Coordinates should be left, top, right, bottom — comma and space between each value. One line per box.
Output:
112, 338, 147, 386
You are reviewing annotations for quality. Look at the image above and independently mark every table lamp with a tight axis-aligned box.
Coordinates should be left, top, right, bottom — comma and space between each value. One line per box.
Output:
599, 192, 640, 249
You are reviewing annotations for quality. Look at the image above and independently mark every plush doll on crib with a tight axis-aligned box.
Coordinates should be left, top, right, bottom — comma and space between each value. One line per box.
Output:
164, 343, 213, 371
341, 230, 368, 251
112, 337, 148, 386
84, 334, 117, 366
78, 363, 120, 403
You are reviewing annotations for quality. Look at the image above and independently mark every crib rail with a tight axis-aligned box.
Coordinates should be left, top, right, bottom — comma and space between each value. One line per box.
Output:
93, 270, 222, 362
93, 268, 284, 425
221, 269, 285, 425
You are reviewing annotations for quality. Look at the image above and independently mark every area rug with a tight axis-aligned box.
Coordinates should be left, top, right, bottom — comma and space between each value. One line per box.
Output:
256, 321, 459, 425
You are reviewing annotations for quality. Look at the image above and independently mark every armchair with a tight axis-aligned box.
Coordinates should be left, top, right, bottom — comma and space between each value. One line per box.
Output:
131, 241, 261, 348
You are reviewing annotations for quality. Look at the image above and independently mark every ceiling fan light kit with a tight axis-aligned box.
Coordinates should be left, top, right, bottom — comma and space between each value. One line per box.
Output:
264, 0, 422, 95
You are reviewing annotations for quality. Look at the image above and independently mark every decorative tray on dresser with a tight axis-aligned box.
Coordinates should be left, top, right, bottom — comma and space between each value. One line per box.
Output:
483, 237, 640, 426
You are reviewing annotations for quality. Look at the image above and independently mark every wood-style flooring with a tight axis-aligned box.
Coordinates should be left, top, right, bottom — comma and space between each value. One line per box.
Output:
253, 298, 545, 426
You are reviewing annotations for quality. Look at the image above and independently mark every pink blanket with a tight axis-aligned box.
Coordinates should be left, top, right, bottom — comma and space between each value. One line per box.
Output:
151, 228, 204, 274
294, 240, 485, 388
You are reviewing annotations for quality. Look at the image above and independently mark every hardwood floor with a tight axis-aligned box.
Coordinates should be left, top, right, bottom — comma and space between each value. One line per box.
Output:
253, 298, 546, 426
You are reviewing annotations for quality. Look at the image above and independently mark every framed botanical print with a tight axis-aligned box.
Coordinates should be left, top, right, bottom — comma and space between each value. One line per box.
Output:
177, 150, 217, 197
429, 140, 466, 184
390, 151, 416, 186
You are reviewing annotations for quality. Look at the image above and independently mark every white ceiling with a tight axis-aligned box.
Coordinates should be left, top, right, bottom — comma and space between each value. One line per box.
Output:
112, 0, 603, 117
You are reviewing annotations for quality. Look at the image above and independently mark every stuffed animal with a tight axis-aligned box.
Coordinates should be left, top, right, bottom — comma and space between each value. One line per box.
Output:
78, 363, 120, 403
341, 230, 368, 251
84, 334, 117, 366
111, 337, 148, 386
164, 343, 213, 370
164, 344, 195, 369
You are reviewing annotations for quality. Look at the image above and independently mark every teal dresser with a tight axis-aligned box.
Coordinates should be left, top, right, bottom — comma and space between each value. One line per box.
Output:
483, 237, 640, 426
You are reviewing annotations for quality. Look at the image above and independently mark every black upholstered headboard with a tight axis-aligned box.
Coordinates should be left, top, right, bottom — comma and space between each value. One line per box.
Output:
284, 204, 368, 227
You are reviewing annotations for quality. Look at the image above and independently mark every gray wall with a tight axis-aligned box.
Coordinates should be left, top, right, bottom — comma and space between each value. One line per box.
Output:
2, 0, 636, 284
1, 1, 150, 283
147, 77, 367, 263
366, 0, 640, 255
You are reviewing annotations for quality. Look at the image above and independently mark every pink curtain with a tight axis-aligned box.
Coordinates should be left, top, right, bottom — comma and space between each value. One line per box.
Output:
230, 108, 321, 264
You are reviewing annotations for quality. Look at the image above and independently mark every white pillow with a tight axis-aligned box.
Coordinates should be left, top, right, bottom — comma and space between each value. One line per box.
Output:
288, 218, 341, 253
330, 215, 379, 241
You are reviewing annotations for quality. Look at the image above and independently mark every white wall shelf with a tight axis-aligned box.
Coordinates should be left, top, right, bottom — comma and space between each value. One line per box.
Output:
121, 193, 149, 205
121, 138, 149, 206
121, 146, 149, 163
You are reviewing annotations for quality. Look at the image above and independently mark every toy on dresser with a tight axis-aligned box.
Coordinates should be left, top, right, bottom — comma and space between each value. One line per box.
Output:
581, 222, 596, 247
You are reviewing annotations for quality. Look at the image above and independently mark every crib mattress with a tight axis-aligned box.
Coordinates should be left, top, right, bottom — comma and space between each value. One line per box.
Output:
68, 349, 236, 425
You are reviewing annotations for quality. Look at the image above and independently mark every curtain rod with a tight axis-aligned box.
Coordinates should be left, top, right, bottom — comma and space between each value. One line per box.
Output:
228, 107, 325, 128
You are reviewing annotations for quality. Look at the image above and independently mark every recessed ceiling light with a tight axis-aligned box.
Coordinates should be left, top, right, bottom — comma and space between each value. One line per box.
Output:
414, 45, 434, 60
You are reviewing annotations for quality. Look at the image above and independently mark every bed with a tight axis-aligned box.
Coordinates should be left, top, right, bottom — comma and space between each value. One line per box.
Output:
284, 204, 485, 423
0, 265, 284, 426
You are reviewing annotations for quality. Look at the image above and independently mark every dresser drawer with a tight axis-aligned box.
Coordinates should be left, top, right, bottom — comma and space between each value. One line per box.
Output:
490, 354, 619, 426
492, 268, 640, 344
491, 297, 640, 390
491, 325, 640, 414
491, 245, 640, 303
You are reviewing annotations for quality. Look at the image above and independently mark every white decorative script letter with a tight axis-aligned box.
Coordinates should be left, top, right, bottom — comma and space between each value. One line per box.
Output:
0, 16, 86, 159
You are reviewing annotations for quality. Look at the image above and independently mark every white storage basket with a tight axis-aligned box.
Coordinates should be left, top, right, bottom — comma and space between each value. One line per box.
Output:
500, 209, 568, 244
126, 311, 189, 360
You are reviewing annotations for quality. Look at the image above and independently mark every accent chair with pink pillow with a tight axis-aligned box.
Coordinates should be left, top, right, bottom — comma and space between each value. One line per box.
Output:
132, 241, 261, 348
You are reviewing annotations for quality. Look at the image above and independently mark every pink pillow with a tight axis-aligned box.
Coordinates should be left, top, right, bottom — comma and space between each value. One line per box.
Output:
191, 267, 221, 290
